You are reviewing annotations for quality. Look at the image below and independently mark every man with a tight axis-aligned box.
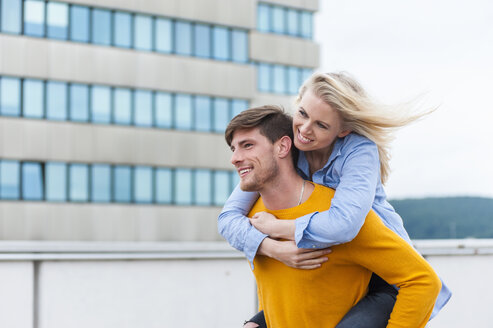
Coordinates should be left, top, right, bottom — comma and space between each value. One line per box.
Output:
225, 106, 441, 328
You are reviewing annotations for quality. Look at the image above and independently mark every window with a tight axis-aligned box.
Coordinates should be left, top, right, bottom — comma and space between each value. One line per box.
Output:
288, 66, 301, 95
300, 11, 313, 39
155, 168, 172, 204
47, 2, 68, 39
46, 81, 67, 120
91, 85, 111, 124
69, 163, 88, 202
301, 68, 312, 84
155, 92, 172, 128
1, 0, 22, 34
45, 162, 67, 201
113, 166, 132, 203
23, 79, 44, 118
70, 5, 89, 42
174, 168, 192, 205
231, 30, 248, 63
175, 94, 192, 130
214, 171, 230, 206
230, 171, 239, 193
286, 8, 299, 37
0, 77, 21, 116
175, 21, 192, 56
273, 65, 287, 94
69, 83, 89, 122
258, 63, 272, 93
24, 0, 45, 37
194, 24, 211, 58
271, 6, 285, 34
213, 26, 230, 61
134, 166, 153, 203
134, 14, 153, 51
155, 18, 172, 53
113, 88, 132, 125
0, 160, 20, 199
134, 90, 153, 127
213, 98, 229, 133
91, 8, 111, 45
113, 12, 132, 48
91, 164, 111, 202
194, 169, 212, 205
194, 96, 211, 132
257, 3, 270, 33
22, 162, 43, 200
231, 99, 248, 117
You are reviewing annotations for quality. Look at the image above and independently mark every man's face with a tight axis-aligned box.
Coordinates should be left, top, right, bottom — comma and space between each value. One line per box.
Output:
229, 128, 279, 192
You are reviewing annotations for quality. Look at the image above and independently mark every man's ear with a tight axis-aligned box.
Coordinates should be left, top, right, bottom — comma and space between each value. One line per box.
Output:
277, 136, 292, 159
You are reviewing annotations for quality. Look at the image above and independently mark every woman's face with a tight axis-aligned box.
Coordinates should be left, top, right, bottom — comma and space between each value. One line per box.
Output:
293, 90, 350, 153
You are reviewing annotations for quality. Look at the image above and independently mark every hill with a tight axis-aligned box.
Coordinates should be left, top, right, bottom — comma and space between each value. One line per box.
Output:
389, 197, 493, 239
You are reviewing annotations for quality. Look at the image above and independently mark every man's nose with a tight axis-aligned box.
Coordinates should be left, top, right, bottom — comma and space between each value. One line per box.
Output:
230, 150, 242, 165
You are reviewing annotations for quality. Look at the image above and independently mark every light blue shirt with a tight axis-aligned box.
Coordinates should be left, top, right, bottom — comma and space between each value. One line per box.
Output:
218, 133, 451, 318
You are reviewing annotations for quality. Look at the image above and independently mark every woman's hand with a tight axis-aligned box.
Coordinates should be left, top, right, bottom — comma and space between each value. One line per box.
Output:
249, 212, 296, 240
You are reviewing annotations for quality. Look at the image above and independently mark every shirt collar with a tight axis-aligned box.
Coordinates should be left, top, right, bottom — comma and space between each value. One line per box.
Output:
296, 136, 346, 177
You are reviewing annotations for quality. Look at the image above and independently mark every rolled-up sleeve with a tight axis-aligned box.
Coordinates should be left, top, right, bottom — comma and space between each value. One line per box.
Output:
217, 184, 267, 263
296, 139, 380, 248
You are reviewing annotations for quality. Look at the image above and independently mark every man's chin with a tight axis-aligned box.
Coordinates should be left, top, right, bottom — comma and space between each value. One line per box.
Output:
239, 182, 257, 192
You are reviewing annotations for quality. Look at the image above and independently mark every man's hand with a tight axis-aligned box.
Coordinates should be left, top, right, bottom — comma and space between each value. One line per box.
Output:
250, 211, 295, 240
258, 238, 331, 270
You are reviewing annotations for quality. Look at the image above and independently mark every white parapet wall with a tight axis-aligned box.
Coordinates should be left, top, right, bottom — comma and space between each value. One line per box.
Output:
0, 239, 492, 328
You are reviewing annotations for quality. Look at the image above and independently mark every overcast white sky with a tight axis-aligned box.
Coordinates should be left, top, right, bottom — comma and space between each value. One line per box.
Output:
315, 0, 493, 199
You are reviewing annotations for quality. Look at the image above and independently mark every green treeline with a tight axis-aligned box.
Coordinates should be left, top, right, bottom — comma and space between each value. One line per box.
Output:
389, 197, 493, 239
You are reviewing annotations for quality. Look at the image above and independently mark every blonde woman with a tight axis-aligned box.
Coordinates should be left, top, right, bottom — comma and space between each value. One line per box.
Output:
218, 72, 451, 328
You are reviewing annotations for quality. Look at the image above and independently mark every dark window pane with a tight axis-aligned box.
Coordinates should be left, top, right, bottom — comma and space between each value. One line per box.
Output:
45, 162, 67, 201
47, 2, 68, 39
213, 98, 229, 133
175, 21, 192, 56
214, 171, 230, 206
231, 99, 248, 117
24, 0, 45, 37
46, 81, 67, 120
286, 8, 299, 36
156, 168, 172, 204
70, 5, 89, 42
134, 166, 153, 203
194, 24, 211, 58
1, 0, 22, 34
91, 164, 111, 202
175, 94, 192, 130
155, 18, 172, 53
194, 96, 211, 132
272, 6, 285, 34
258, 63, 271, 92
113, 166, 131, 203
23, 79, 44, 118
213, 26, 230, 61
155, 92, 172, 128
91, 85, 111, 124
69, 163, 88, 202
113, 11, 132, 48
0, 77, 21, 116
194, 169, 211, 205
231, 29, 248, 63
92, 8, 111, 45
273, 65, 287, 94
300, 11, 313, 39
134, 90, 152, 127
22, 162, 43, 200
257, 3, 270, 32
113, 88, 132, 125
134, 14, 153, 51
174, 168, 191, 205
69, 84, 89, 122
0, 160, 20, 199
288, 66, 301, 95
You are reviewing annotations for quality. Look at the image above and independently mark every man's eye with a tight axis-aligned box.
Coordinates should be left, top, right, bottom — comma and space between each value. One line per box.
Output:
244, 143, 253, 148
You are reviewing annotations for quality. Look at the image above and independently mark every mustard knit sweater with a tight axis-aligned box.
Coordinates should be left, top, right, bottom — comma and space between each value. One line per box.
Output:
250, 183, 441, 328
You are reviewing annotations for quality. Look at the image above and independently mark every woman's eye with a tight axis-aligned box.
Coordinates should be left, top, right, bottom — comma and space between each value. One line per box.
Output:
317, 123, 328, 129
298, 110, 307, 117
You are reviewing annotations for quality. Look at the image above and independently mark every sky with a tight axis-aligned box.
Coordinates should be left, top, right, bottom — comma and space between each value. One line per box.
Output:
315, 0, 493, 199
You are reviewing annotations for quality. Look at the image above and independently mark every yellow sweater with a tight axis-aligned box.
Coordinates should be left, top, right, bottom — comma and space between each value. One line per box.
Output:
250, 183, 441, 328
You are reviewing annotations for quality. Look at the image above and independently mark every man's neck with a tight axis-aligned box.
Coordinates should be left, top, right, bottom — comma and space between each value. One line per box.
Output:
259, 171, 307, 211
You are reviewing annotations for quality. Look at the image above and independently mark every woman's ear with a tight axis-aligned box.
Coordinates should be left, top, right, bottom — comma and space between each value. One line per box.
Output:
338, 129, 351, 138
277, 136, 293, 159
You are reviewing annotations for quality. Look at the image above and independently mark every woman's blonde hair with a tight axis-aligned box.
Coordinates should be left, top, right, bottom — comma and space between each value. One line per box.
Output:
296, 72, 433, 184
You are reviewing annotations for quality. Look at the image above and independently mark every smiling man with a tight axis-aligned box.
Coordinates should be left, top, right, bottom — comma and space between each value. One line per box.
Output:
224, 105, 441, 328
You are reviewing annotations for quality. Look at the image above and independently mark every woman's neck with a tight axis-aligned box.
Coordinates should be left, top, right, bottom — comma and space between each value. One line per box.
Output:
305, 144, 335, 176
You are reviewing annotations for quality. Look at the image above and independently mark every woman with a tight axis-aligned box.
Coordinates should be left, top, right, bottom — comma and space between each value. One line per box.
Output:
218, 72, 451, 327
